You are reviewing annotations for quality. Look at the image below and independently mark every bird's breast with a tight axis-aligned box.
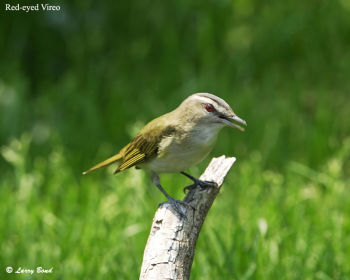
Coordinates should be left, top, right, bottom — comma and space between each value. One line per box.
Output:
142, 124, 222, 173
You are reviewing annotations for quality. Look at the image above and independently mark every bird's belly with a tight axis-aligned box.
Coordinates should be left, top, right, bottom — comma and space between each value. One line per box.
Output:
142, 132, 218, 173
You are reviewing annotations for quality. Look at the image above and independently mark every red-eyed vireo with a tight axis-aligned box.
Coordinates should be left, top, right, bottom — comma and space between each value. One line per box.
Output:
83, 93, 246, 215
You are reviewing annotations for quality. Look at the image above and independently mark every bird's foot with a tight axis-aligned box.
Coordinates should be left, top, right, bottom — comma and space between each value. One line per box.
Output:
166, 197, 189, 218
183, 179, 217, 194
181, 171, 217, 193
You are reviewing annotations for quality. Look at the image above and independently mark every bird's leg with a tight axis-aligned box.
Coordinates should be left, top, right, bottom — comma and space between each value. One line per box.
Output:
181, 171, 217, 193
151, 172, 186, 217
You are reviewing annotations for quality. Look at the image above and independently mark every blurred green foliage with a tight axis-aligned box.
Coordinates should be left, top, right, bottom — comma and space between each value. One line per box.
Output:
0, 0, 350, 279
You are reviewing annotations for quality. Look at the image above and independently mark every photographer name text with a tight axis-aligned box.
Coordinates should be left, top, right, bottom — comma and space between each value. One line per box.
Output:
6, 266, 53, 274
5, 3, 60, 12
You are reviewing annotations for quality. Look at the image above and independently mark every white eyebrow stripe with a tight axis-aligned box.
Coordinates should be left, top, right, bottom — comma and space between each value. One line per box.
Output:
192, 95, 219, 107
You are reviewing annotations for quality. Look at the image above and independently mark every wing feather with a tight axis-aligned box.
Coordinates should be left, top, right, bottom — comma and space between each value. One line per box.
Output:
117, 153, 145, 171
114, 123, 176, 174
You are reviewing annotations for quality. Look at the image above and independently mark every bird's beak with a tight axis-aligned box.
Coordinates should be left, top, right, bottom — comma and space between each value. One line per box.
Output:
220, 114, 247, 131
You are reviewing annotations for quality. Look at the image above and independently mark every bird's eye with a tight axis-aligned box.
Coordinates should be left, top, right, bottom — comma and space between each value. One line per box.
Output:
205, 104, 215, 112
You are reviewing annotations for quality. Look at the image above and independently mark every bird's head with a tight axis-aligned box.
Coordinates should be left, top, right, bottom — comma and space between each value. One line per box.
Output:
179, 92, 247, 131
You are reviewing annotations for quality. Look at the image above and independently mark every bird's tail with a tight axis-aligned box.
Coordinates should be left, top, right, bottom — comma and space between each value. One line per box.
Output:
83, 153, 123, 175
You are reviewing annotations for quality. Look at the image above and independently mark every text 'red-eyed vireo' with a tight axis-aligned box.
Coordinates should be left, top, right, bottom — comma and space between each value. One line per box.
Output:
83, 93, 246, 215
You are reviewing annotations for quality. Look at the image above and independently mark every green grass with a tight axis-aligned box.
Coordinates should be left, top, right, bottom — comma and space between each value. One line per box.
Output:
1, 0, 350, 278
1, 134, 349, 279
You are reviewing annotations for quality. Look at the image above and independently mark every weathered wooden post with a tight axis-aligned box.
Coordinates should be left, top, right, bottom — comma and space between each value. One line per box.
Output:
139, 156, 236, 280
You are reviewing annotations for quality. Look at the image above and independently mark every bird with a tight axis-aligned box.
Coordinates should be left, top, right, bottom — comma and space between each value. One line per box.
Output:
83, 93, 246, 215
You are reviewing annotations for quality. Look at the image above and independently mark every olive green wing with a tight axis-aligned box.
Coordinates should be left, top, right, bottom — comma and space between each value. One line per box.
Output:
114, 134, 158, 173
114, 125, 176, 173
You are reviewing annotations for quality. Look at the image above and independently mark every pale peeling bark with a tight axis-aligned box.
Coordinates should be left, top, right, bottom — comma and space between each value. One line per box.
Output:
139, 156, 236, 280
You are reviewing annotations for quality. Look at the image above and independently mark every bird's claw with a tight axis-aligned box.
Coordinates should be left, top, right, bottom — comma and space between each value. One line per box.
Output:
183, 180, 217, 194
183, 184, 196, 193
167, 198, 188, 218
